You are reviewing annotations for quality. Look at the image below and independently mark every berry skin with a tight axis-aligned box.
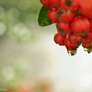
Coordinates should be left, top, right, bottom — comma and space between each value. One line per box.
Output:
64, 36, 78, 55
89, 20, 92, 33
54, 32, 66, 45
64, 36, 78, 51
60, 0, 79, 11
71, 16, 90, 36
82, 43, 92, 49
40, 0, 51, 7
82, 43, 92, 53
56, 21, 71, 35
82, 38, 92, 46
47, 7, 58, 23
85, 32, 92, 41
82, 39, 92, 53
49, 0, 60, 6
69, 32, 84, 46
57, 8, 75, 23
78, 0, 92, 19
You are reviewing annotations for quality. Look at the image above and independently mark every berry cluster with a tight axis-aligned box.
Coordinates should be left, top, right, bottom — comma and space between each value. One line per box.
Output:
40, 0, 92, 55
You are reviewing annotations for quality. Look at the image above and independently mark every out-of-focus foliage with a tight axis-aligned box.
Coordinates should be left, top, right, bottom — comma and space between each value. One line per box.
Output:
0, 57, 31, 88
0, 0, 41, 42
0, 0, 41, 21
0, 0, 43, 90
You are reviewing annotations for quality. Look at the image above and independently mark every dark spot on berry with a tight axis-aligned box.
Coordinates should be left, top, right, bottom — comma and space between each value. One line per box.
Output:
65, 0, 72, 7
76, 41, 82, 46
88, 46, 92, 49
71, 46, 78, 50
57, 9, 63, 18
79, 31, 87, 36
75, 9, 80, 17
89, 40, 92, 44
58, 27, 65, 35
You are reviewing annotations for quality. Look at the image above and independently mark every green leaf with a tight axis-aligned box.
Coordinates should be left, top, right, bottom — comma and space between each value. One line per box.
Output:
38, 6, 53, 26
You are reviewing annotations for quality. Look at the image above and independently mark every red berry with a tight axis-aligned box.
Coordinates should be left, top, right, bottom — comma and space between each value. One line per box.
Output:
40, 0, 51, 7
82, 44, 91, 49
49, 0, 60, 6
69, 32, 84, 46
54, 32, 66, 45
89, 20, 92, 33
60, 0, 79, 11
47, 7, 58, 23
71, 16, 90, 36
64, 36, 78, 55
85, 32, 92, 41
78, 0, 92, 19
82, 37, 92, 53
56, 21, 71, 35
82, 38, 92, 46
57, 8, 75, 23
64, 36, 78, 51
82, 42, 92, 53
82, 40, 92, 49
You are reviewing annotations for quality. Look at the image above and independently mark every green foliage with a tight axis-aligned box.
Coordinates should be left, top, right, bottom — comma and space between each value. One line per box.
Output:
38, 6, 53, 26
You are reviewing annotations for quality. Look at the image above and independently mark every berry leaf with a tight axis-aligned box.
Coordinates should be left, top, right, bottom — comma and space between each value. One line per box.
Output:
38, 6, 53, 26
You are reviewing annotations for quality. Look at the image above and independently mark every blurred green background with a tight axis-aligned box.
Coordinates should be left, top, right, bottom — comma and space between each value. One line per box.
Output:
0, 0, 41, 41
0, 0, 57, 91
0, 0, 92, 92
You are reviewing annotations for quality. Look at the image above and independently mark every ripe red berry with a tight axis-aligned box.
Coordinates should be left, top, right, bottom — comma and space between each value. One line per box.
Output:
64, 36, 78, 55
47, 7, 58, 23
49, 0, 60, 6
82, 43, 92, 53
85, 32, 92, 41
82, 38, 92, 46
82, 38, 92, 53
89, 20, 92, 33
85, 33, 92, 53
78, 0, 92, 19
54, 32, 66, 45
69, 32, 84, 46
56, 21, 71, 35
71, 16, 90, 36
57, 8, 75, 23
40, 0, 51, 7
60, 0, 79, 11
64, 36, 78, 51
